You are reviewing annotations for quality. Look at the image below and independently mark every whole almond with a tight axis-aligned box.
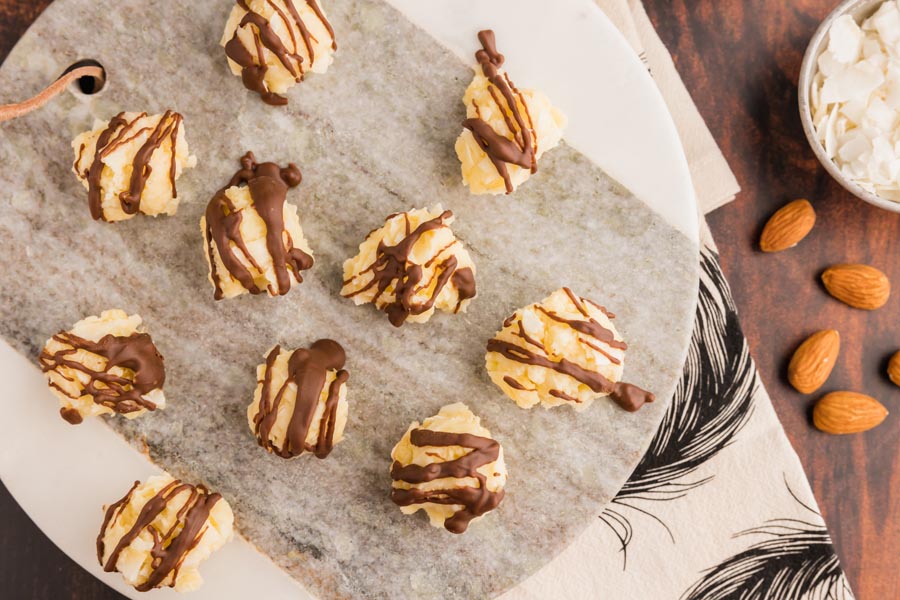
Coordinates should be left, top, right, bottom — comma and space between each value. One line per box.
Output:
813, 391, 888, 434
888, 351, 900, 388
788, 329, 840, 393
759, 199, 816, 252
821, 264, 891, 310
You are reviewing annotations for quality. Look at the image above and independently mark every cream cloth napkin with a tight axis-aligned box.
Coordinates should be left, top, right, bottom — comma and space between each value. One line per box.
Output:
500, 3, 854, 599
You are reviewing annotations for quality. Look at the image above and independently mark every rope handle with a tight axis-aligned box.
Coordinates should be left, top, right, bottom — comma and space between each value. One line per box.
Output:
0, 59, 105, 123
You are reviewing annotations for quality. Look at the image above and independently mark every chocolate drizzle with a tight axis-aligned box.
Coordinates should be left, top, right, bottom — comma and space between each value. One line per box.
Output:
225, 0, 336, 105
488, 338, 616, 394
462, 30, 537, 194
204, 152, 313, 300
60, 406, 84, 424
488, 289, 655, 411
253, 340, 349, 459
503, 375, 528, 390
39, 331, 165, 420
391, 429, 504, 534
611, 382, 656, 413
97, 480, 222, 592
451, 267, 477, 312
550, 389, 580, 403
536, 306, 628, 351
83, 111, 183, 221
342, 210, 475, 327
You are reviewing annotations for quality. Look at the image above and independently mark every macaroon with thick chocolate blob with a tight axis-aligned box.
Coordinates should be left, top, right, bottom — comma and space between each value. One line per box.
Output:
248, 339, 349, 459
201, 152, 314, 300
97, 475, 234, 592
221, 0, 336, 106
39, 309, 166, 425
341, 206, 477, 327
455, 30, 567, 195
390, 403, 507, 534
485, 288, 655, 412
72, 111, 197, 222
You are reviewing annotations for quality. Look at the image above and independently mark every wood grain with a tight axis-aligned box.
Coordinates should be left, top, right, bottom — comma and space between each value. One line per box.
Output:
644, 2, 900, 598
0, 0, 896, 598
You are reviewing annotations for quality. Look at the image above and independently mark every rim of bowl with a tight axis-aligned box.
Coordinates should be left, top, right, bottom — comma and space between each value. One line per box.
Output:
798, 0, 900, 213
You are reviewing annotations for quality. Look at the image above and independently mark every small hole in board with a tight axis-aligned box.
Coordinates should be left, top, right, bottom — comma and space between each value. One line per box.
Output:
62, 59, 107, 96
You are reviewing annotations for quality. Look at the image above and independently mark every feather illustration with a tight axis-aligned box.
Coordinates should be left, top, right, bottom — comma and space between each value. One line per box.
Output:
681, 519, 852, 600
680, 477, 852, 599
601, 249, 757, 560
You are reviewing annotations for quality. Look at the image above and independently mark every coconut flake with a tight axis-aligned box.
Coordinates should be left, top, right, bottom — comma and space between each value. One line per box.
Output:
872, 1, 900, 44
828, 15, 864, 63
811, 0, 900, 198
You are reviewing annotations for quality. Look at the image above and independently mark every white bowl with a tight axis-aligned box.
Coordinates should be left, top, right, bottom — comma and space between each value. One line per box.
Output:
798, 0, 900, 213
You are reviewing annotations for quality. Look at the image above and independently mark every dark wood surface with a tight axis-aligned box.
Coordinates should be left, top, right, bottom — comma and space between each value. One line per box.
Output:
0, 1, 896, 598
646, 2, 900, 599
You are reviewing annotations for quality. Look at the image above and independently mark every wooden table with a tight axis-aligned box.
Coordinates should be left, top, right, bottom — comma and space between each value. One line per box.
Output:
1, 1, 896, 598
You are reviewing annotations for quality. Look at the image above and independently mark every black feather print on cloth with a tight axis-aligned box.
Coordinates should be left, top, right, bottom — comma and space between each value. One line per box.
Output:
681, 480, 852, 600
601, 248, 757, 558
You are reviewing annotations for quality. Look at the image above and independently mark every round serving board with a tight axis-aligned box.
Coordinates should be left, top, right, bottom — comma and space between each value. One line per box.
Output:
0, 0, 698, 598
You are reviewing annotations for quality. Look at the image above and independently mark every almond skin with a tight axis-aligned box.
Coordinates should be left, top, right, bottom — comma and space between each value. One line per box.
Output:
759, 199, 816, 252
813, 391, 888, 434
788, 330, 840, 394
888, 351, 900, 388
821, 264, 891, 310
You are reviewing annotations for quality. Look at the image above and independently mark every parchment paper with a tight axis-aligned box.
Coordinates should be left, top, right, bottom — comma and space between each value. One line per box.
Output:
0, 1, 697, 598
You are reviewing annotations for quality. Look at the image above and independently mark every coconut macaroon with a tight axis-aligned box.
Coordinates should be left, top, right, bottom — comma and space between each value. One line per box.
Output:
202, 152, 314, 300
38, 310, 166, 425
341, 206, 477, 327
390, 403, 506, 534
71, 111, 197, 222
455, 30, 566, 195
486, 288, 655, 412
248, 340, 349, 459
221, 0, 336, 106
97, 475, 234, 593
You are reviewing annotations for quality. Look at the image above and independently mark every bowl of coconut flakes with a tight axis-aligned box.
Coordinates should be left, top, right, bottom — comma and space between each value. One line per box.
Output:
800, 0, 900, 212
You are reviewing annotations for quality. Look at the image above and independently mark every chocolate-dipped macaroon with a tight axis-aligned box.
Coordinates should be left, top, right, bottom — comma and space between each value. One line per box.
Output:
341, 206, 477, 327
485, 288, 655, 412
455, 30, 567, 195
97, 475, 234, 592
248, 340, 349, 459
39, 309, 166, 425
201, 152, 314, 300
221, 0, 336, 106
390, 403, 507, 534
72, 111, 196, 222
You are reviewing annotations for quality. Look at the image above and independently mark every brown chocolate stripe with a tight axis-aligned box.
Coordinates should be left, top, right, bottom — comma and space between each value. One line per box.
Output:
225, 0, 336, 105
98, 480, 222, 592
253, 340, 348, 459
536, 306, 628, 351
343, 210, 475, 327
487, 336, 654, 411
391, 428, 504, 534
205, 152, 313, 300
462, 30, 536, 194
487, 338, 615, 394
39, 331, 165, 421
85, 111, 184, 221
